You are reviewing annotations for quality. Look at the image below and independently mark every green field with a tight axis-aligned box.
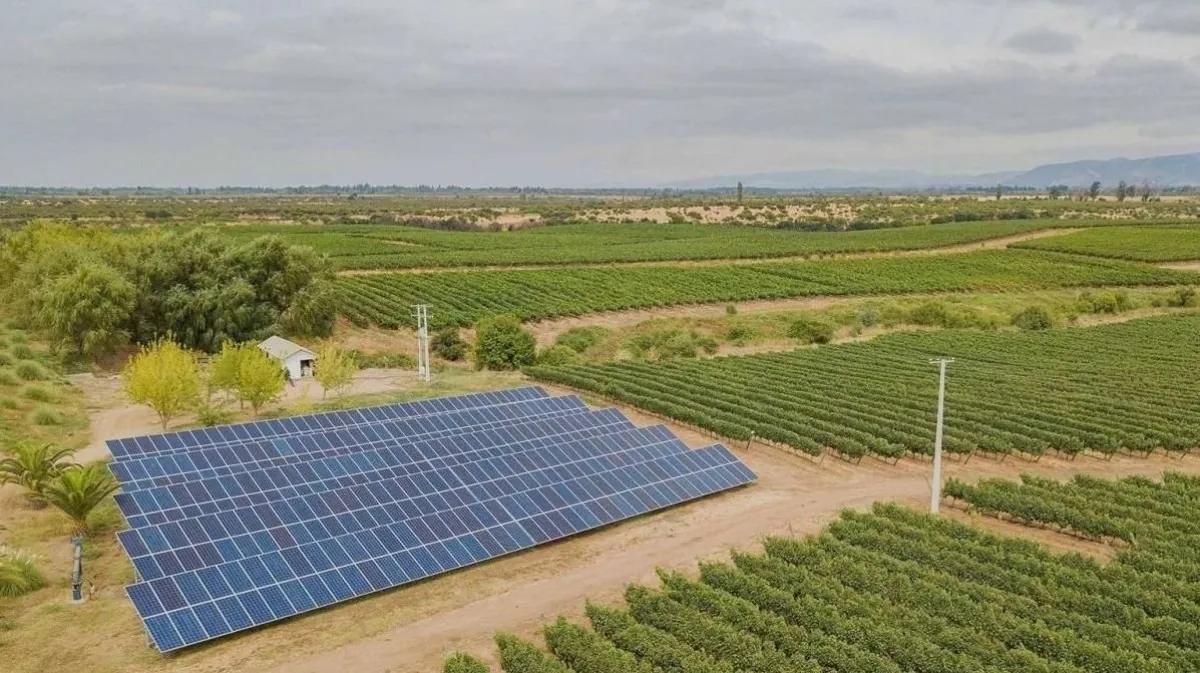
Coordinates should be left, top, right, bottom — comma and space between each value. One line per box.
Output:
1014, 224, 1200, 262
337, 250, 1197, 328
527, 315, 1200, 460
466, 476, 1200, 673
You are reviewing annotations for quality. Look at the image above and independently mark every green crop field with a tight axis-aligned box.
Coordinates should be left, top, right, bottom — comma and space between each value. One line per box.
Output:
337, 250, 1196, 328
527, 315, 1200, 461
464, 475, 1200, 673
1013, 224, 1200, 262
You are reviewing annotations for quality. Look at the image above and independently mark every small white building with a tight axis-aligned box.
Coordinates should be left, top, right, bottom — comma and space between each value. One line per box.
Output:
258, 336, 316, 380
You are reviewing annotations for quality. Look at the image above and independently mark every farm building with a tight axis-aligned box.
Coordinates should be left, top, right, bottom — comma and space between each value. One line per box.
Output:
257, 336, 315, 380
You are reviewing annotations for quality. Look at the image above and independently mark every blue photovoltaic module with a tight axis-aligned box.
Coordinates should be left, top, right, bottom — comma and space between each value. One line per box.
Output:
107, 386, 757, 652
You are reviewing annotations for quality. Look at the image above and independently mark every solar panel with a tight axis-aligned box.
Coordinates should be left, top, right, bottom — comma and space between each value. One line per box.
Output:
108, 388, 757, 652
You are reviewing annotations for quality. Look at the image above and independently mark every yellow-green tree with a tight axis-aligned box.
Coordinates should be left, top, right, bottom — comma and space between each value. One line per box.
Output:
314, 342, 358, 398
235, 346, 286, 416
210, 341, 249, 408
122, 339, 201, 429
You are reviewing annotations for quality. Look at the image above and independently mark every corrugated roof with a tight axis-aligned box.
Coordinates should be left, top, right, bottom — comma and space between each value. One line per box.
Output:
257, 336, 315, 360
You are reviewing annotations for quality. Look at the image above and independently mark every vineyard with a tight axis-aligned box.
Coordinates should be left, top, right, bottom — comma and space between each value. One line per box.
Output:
1014, 224, 1200, 262
321, 220, 1056, 269
450, 475, 1200, 673
337, 249, 1196, 328
527, 315, 1200, 461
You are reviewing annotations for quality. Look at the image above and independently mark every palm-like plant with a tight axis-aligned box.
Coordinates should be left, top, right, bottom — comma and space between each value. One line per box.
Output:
40, 464, 119, 535
0, 442, 76, 506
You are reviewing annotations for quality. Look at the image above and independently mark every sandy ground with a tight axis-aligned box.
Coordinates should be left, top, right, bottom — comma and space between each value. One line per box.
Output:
1161, 260, 1200, 271
243, 390, 1200, 673
70, 369, 422, 464
338, 228, 1081, 276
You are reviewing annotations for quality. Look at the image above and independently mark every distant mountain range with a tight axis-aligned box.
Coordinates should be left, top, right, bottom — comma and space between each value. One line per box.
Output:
669, 152, 1200, 190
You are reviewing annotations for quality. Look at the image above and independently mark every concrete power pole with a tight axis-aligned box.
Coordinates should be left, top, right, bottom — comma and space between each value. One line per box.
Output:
413, 305, 431, 383
929, 358, 954, 514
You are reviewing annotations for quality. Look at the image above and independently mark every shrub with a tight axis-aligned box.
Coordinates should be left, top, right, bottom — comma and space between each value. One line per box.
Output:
696, 335, 720, 355
0, 370, 16, 387
788, 317, 834, 344
8, 332, 27, 345
21, 386, 54, 403
474, 315, 536, 371
31, 408, 63, 426
858, 306, 879, 329
725, 323, 754, 346
431, 328, 467, 361
536, 345, 581, 367
725, 304, 738, 316
10, 344, 33, 360
442, 652, 489, 673
349, 351, 417, 369
0, 337, 8, 349
1012, 306, 1054, 331
1078, 290, 1122, 314
555, 326, 610, 354
196, 405, 234, 427
1168, 286, 1197, 308
0, 547, 47, 598
14, 361, 47, 381
0, 352, 11, 367
0, 398, 18, 410
659, 332, 699, 359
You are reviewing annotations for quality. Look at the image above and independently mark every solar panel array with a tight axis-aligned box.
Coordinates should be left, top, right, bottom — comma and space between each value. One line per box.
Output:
107, 386, 757, 652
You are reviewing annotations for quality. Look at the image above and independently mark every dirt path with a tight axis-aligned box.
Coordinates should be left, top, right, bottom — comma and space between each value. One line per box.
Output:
70, 369, 425, 464
1161, 260, 1200, 271
228, 392, 1200, 673
338, 228, 1081, 276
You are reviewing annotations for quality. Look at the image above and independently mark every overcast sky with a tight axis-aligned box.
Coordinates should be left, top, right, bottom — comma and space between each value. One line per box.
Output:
3, 0, 1199, 187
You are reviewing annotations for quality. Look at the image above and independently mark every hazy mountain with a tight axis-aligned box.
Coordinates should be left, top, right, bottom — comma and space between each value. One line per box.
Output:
671, 152, 1200, 190
1002, 152, 1200, 188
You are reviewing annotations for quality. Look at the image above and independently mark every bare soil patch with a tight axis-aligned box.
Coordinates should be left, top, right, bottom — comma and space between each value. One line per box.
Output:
1161, 260, 1200, 271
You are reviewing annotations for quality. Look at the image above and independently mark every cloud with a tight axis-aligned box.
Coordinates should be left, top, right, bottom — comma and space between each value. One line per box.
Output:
1003, 28, 1080, 54
1, 0, 1198, 186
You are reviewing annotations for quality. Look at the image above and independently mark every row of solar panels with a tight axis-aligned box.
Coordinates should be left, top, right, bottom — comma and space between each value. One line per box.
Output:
108, 387, 757, 652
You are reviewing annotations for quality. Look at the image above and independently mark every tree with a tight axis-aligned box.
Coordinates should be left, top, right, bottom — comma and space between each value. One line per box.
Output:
232, 346, 286, 415
279, 279, 338, 338
1116, 180, 1128, 202
1142, 180, 1152, 203
122, 339, 202, 430
432, 327, 467, 361
1047, 185, 1065, 199
209, 341, 248, 407
40, 464, 119, 535
1089, 181, 1102, 200
473, 315, 536, 371
314, 342, 358, 398
34, 261, 134, 358
995, 184, 1003, 201
736, 181, 744, 202
0, 442, 76, 506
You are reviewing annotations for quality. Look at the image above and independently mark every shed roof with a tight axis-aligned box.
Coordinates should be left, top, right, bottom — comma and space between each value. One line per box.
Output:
258, 336, 316, 361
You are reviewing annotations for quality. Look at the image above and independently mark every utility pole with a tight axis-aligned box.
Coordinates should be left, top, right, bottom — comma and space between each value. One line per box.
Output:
929, 358, 954, 514
70, 535, 85, 604
413, 305, 431, 383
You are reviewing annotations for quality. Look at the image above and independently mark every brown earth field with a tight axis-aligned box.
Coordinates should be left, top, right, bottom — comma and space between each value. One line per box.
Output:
14, 389, 1199, 673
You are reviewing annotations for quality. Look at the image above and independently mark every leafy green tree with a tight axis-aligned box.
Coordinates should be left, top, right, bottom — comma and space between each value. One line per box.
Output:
314, 342, 358, 398
0, 442, 76, 506
279, 279, 338, 338
1089, 181, 1102, 200
40, 464, 119, 535
35, 261, 134, 358
473, 315, 536, 370
235, 346, 286, 415
122, 339, 202, 429
1116, 180, 1129, 202
432, 327, 467, 361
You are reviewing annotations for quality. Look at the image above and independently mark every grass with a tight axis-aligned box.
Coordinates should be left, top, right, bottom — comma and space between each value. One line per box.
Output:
14, 361, 47, 381
22, 386, 55, 403
0, 352, 12, 367
0, 398, 19, 410
0, 369, 17, 386
0, 547, 47, 599
30, 408, 63, 426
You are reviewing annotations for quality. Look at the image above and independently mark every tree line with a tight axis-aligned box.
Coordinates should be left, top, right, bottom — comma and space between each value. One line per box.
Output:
0, 224, 338, 360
